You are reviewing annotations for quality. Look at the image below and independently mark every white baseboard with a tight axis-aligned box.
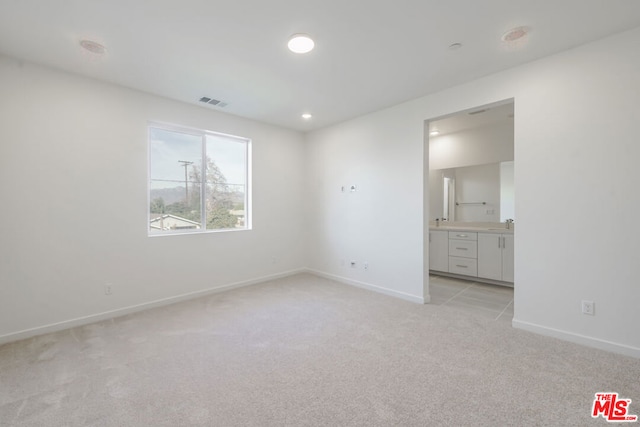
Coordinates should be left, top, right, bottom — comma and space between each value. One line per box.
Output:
306, 268, 425, 304
512, 318, 640, 359
0, 268, 306, 345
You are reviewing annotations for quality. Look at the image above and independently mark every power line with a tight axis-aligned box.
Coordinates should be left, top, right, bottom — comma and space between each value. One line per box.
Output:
178, 160, 194, 203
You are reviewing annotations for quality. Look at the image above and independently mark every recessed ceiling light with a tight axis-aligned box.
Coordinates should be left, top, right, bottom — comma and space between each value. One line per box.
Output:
288, 34, 315, 54
302, 113, 312, 120
430, 130, 440, 136
502, 26, 531, 43
79, 39, 107, 55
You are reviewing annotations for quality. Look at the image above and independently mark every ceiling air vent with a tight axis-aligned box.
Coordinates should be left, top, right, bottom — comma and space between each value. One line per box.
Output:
199, 97, 228, 108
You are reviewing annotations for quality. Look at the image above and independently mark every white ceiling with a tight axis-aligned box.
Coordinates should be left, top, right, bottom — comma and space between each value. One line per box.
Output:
1, 1, 639, 132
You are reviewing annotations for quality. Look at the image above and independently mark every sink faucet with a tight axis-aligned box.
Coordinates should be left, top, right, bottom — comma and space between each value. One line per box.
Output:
505, 219, 514, 230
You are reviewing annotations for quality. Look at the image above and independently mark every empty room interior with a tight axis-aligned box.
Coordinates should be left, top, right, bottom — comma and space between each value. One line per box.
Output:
1, 1, 640, 426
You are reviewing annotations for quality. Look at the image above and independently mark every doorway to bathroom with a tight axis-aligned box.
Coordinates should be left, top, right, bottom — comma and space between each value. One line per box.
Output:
425, 99, 514, 320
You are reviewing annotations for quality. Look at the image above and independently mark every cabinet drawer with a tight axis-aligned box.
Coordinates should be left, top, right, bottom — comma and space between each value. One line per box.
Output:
448, 231, 477, 241
449, 257, 478, 276
448, 239, 477, 258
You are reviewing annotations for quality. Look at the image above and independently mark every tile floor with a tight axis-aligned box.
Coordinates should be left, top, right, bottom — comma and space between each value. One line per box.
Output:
429, 274, 513, 323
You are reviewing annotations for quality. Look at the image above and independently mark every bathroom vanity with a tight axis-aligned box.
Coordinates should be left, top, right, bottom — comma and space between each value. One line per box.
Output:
428, 223, 514, 287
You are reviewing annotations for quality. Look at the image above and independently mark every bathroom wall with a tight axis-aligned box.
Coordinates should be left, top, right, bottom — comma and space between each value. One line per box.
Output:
429, 121, 513, 170
454, 163, 500, 222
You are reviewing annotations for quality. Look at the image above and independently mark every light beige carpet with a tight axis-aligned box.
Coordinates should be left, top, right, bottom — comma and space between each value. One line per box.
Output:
1, 273, 638, 426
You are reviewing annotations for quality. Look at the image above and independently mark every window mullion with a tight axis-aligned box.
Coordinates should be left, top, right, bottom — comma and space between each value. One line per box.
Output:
200, 134, 207, 230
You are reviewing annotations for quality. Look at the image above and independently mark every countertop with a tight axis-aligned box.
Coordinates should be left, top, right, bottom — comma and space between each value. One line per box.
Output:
428, 223, 514, 234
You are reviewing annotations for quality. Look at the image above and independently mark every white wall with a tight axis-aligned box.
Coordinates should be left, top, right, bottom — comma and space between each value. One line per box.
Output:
305, 107, 427, 303
429, 121, 514, 170
306, 26, 640, 357
0, 56, 307, 341
500, 161, 514, 222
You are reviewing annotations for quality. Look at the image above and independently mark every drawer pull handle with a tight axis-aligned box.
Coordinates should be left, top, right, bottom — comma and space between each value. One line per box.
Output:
456, 247, 467, 250
456, 234, 467, 237
455, 265, 467, 268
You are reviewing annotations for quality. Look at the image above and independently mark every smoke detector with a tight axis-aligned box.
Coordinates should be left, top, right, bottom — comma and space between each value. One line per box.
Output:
502, 26, 531, 43
79, 40, 106, 55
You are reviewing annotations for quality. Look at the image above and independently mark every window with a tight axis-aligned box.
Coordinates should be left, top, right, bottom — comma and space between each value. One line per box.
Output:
148, 122, 250, 235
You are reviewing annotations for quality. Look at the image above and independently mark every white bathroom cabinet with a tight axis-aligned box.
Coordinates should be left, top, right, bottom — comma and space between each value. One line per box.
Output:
428, 230, 449, 272
477, 233, 514, 282
448, 231, 478, 276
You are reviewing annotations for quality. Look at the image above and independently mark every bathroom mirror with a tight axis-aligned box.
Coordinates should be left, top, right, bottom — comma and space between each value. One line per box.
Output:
429, 161, 514, 222
427, 100, 514, 223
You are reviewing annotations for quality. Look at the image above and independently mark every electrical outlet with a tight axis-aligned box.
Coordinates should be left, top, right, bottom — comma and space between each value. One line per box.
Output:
581, 300, 594, 315
104, 284, 112, 296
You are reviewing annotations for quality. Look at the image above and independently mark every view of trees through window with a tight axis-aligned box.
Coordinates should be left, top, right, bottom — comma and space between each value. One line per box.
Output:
148, 124, 249, 234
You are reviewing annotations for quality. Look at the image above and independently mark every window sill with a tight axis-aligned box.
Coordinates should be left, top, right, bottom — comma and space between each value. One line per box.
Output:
148, 227, 252, 237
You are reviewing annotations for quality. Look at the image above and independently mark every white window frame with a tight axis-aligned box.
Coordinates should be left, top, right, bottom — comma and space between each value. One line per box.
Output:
147, 121, 252, 236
